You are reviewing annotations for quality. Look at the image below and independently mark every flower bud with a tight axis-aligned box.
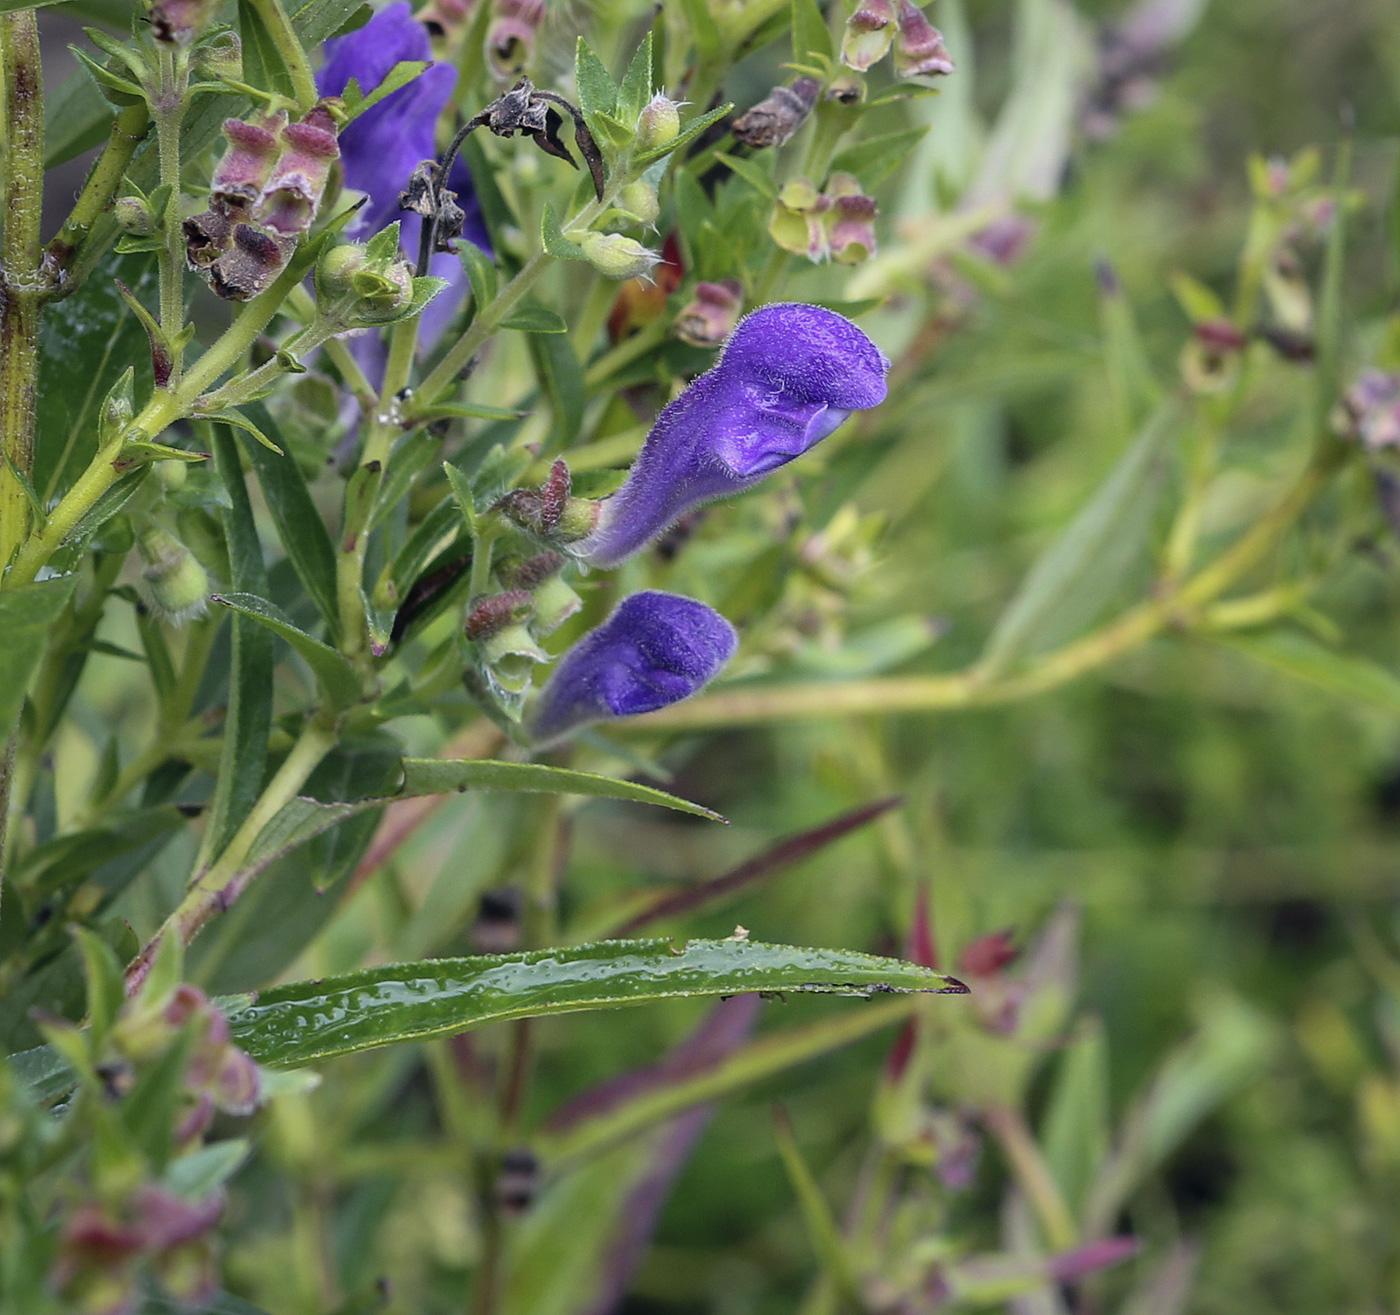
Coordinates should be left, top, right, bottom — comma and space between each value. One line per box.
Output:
841, 0, 898, 72
617, 180, 660, 227
580, 231, 662, 281
825, 174, 878, 264
464, 589, 533, 641
636, 94, 681, 149
138, 526, 209, 625
154, 459, 188, 494
192, 30, 242, 81
255, 104, 340, 236
674, 279, 743, 348
113, 194, 155, 236
732, 77, 819, 150
315, 238, 417, 328
496, 551, 580, 636
494, 459, 603, 546
893, 0, 955, 78
826, 74, 866, 105
151, 0, 217, 44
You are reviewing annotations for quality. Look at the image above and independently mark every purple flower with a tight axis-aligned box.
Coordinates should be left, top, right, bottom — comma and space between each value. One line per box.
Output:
580, 304, 890, 568
529, 591, 737, 744
317, 3, 489, 362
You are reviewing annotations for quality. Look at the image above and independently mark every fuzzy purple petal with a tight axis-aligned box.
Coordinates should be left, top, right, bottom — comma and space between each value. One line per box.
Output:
529, 591, 736, 743
582, 304, 889, 568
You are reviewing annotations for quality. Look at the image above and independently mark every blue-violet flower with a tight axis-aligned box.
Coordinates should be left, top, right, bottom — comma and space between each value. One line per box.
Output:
580, 303, 890, 568
317, 2, 489, 356
528, 591, 737, 744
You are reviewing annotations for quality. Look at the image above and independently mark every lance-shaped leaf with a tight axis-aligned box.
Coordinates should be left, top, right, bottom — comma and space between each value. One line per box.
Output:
0, 577, 77, 734
224, 939, 966, 1067
210, 592, 362, 709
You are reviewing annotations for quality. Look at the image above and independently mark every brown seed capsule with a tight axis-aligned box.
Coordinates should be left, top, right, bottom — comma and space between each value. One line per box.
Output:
731, 76, 820, 149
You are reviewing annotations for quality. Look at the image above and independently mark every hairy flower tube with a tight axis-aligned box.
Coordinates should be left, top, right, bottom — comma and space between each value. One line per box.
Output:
317, 2, 490, 357
579, 304, 890, 568
528, 591, 737, 745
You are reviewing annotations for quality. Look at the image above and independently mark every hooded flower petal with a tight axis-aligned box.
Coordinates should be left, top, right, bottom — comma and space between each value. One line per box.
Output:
581, 304, 890, 568
528, 591, 736, 744
317, 2, 489, 364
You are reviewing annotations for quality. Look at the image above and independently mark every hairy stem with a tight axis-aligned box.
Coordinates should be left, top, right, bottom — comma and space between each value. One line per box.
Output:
45, 102, 151, 288
0, 9, 45, 569
153, 46, 188, 378
248, 0, 318, 111
125, 709, 339, 991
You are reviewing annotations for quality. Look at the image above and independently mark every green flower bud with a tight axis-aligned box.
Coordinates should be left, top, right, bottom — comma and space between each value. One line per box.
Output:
580, 231, 661, 281
636, 94, 681, 149
192, 30, 242, 82
113, 194, 155, 236
617, 180, 660, 227
315, 238, 416, 328
137, 525, 209, 625
154, 459, 188, 493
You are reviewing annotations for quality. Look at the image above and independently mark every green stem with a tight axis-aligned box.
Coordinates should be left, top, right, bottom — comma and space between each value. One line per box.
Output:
196, 320, 335, 412
125, 709, 339, 991
635, 454, 1340, 730
582, 314, 668, 389
983, 1105, 1078, 1252
0, 9, 45, 570
413, 250, 551, 408
153, 45, 188, 377
248, 0, 318, 111
45, 102, 151, 287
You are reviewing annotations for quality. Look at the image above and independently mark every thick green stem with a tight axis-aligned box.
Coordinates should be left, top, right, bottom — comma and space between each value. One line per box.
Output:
125, 709, 339, 991
247, 0, 318, 111
0, 9, 44, 569
45, 102, 151, 287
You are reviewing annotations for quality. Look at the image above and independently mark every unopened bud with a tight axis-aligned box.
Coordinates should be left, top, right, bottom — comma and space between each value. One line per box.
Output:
841, 0, 898, 72
580, 231, 661, 281
636, 94, 681, 150
826, 74, 866, 105
138, 526, 209, 625
465, 589, 533, 641
193, 30, 242, 81
674, 278, 743, 347
893, 0, 954, 78
113, 195, 155, 236
732, 77, 819, 149
315, 239, 416, 327
617, 180, 660, 227
154, 459, 188, 493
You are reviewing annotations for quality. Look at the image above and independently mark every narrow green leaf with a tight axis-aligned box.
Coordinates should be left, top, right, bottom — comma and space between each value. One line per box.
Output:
501, 302, 569, 334
1220, 629, 1400, 715
241, 757, 728, 880
72, 927, 125, 1046
459, 239, 499, 306
791, 0, 833, 62
828, 127, 930, 191
44, 66, 111, 167
981, 402, 1178, 674
163, 1139, 251, 1199
238, 0, 297, 101
206, 428, 275, 860
0, 577, 77, 735
713, 151, 777, 200
574, 37, 619, 132
224, 939, 964, 1067
541, 202, 589, 260
238, 404, 340, 635
677, 0, 721, 63
617, 32, 654, 123
16, 804, 193, 896
342, 60, 427, 121
774, 1107, 863, 1305
210, 593, 362, 710
205, 407, 283, 454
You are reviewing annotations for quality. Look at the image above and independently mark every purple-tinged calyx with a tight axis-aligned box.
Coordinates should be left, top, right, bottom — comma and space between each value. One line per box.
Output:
210, 113, 285, 212
674, 279, 744, 348
255, 104, 340, 236
528, 591, 737, 744
893, 0, 955, 78
841, 0, 899, 71
579, 304, 890, 568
